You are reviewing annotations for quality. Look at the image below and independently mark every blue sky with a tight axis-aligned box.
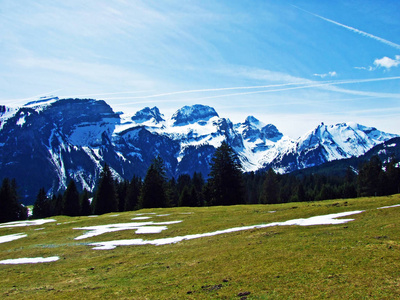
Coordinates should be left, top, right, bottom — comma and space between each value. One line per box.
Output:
1, 0, 399, 138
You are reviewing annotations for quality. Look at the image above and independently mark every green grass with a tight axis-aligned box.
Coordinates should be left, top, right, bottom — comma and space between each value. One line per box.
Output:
1, 195, 400, 299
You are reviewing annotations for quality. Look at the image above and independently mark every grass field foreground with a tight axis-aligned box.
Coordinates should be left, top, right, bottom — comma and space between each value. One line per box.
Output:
0, 195, 400, 299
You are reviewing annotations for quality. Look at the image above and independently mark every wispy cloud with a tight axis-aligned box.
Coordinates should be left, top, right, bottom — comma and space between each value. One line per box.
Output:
313, 71, 337, 78
110, 76, 400, 107
292, 5, 400, 50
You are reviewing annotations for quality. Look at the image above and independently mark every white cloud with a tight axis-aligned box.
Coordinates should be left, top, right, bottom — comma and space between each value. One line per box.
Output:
374, 55, 400, 69
313, 71, 337, 78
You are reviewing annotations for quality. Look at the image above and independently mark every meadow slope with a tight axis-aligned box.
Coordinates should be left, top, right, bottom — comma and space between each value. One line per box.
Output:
0, 195, 400, 299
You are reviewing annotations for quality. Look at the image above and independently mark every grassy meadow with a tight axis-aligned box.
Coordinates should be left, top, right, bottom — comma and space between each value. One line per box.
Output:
0, 195, 400, 299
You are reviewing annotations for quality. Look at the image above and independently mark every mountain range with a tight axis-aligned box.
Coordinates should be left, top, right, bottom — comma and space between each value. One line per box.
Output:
0, 97, 398, 203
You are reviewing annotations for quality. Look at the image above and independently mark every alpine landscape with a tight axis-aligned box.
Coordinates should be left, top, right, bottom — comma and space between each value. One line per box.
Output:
0, 1, 400, 299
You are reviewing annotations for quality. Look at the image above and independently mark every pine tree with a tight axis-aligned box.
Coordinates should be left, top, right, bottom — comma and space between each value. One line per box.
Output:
92, 164, 119, 214
260, 169, 280, 204
63, 180, 81, 216
124, 176, 142, 211
139, 156, 168, 208
357, 156, 383, 197
33, 188, 51, 219
0, 178, 27, 222
80, 189, 92, 216
207, 141, 244, 205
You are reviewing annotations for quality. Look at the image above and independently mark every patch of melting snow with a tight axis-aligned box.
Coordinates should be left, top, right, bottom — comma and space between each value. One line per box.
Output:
0, 219, 56, 228
108, 214, 120, 217
89, 210, 364, 250
0, 256, 60, 264
73, 221, 182, 240
34, 228, 45, 231
132, 216, 152, 220
377, 204, 400, 209
135, 213, 156, 216
88, 215, 98, 218
0, 233, 27, 244
156, 214, 171, 217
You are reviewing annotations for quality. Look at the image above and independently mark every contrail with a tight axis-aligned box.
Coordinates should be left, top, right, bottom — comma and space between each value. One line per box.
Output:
122, 81, 315, 100
292, 5, 400, 50
111, 76, 400, 106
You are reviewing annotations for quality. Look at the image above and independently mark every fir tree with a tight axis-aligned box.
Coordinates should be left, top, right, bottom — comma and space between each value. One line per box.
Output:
33, 188, 51, 219
92, 164, 118, 214
0, 178, 27, 222
63, 180, 81, 216
207, 141, 244, 205
139, 156, 168, 208
124, 176, 142, 211
260, 169, 280, 204
80, 189, 92, 216
357, 155, 383, 197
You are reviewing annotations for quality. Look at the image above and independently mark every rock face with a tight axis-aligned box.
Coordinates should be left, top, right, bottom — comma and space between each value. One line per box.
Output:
0, 98, 397, 203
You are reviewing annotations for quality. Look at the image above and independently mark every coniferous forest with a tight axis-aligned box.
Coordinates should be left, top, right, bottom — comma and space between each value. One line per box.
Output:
1, 142, 399, 222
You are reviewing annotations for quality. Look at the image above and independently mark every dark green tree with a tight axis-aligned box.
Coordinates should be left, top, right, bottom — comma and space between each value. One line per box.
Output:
124, 176, 142, 211
357, 156, 383, 197
33, 187, 52, 219
63, 180, 81, 216
139, 156, 168, 208
207, 141, 244, 205
116, 180, 129, 212
92, 164, 119, 214
0, 178, 27, 222
385, 157, 400, 195
80, 189, 92, 216
53, 193, 64, 215
260, 169, 280, 204
166, 177, 179, 207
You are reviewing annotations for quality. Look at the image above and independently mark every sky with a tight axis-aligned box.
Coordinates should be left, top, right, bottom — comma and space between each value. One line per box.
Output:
0, 0, 399, 138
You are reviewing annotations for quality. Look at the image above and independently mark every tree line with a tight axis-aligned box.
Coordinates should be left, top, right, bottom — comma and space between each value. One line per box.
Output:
1, 142, 399, 222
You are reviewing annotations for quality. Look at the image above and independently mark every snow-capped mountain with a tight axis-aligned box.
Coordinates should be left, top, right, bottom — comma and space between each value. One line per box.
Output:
0, 98, 397, 203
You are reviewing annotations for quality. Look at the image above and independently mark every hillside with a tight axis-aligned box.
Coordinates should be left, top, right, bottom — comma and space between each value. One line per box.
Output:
0, 196, 399, 299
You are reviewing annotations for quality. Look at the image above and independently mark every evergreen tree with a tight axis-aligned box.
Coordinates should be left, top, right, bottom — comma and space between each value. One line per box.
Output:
80, 189, 92, 216
0, 178, 27, 222
385, 157, 400, 195
116, 180, 129, 212
33, 188, 52, 219
357, 156, 383, 197
207, 141, 244, 205
92, 164, 119, 214
124, 176, 142, 211
260, 169, 280, 204
53, 193, 64, 215
139, 156, 168, 208
179, 185, 192, 207
166, 177, 179, 207
63, 180, 81, 216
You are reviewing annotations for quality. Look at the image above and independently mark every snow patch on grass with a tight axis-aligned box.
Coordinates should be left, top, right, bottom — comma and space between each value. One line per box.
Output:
73, 221, 182, 240
132, 216, 152, 220
0, 256, 59, 264
377, 204, 400, 209
89, 211, 364, 250
0, 233, 27, 244
0, 219, 56, 228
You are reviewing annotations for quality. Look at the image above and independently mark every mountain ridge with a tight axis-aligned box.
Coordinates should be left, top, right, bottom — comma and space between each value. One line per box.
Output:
0, 98, 397, 203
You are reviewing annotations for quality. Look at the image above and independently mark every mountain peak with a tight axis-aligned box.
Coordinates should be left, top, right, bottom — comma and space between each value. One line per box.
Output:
131, 106, 164, 124
244, 116, 264, 128
171, 104, 219, 126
